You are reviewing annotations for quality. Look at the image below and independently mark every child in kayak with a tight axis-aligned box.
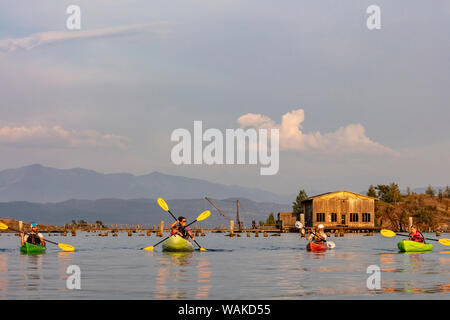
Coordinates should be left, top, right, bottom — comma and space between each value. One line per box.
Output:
170, 224, 184, 237
169, 216, 196, 242
409, 225, 425, 243
20, 222, 46, 247
307, 224, 327, 244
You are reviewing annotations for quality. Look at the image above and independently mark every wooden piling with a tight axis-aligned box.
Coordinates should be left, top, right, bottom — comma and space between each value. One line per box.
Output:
255, 230, 259, 237
230, 220, 234, 236
147, 231, 151, 236
128, 231, 132, 237
247, 232, 251, 237
436, 231, 441, 237
408, 217, 413, 232
159, 221, 164, 236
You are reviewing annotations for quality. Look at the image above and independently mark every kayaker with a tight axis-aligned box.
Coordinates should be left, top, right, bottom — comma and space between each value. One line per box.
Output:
169, 216, 196, 242
170, 224, 184, 237
20, 222, 45, 247
409, 225, 425, 243
307, 224, 327, 244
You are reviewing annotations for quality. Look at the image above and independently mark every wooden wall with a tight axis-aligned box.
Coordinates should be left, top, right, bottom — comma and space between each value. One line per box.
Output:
302, 192, 375, 228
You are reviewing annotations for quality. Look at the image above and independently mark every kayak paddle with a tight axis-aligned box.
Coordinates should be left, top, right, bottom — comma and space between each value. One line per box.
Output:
157, 197, 178, 221
157, 197, 209, 251
295, 221, 336, 249
381, 229, 450, 246
0, 222, 75, 252
142, 210, 211, 251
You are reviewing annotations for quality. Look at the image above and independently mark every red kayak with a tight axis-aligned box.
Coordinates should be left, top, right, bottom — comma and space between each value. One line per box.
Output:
307, 241, 327, 252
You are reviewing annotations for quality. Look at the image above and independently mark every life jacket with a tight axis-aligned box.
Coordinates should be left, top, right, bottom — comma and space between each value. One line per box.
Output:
27, 232, 41, 245
313, 232, 326, 244
410, 231, 424, 243
173, 223, 189, 239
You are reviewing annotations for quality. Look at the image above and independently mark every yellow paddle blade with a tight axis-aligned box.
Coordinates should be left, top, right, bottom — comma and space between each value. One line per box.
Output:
157, 198, 169, 211
142, 246, 154, 251
196, 210, 211, 222
58, 243, 75, 252
0, 222, 8, 230
439, 238, 450, 246
381, 229, 396, 237
199, 247, 207, 251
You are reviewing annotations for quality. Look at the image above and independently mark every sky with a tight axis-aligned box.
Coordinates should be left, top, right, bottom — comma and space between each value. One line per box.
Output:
0, 0, 449, 196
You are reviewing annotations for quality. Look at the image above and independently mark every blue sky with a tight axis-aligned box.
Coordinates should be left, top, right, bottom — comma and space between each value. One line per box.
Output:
0, 0, 449, 195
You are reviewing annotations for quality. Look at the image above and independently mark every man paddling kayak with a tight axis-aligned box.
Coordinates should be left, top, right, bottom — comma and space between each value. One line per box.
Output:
307, 224, 327, 244
20, 222, 45, 247
409, 225, 425, 243
170, 216, 196, 242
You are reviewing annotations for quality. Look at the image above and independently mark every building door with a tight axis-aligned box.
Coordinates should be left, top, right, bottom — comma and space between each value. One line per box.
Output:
341, 214, 346, 225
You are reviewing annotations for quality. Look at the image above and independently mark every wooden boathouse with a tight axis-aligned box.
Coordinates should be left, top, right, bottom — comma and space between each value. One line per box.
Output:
277, 191, 378, 232
301, 191, 377, 231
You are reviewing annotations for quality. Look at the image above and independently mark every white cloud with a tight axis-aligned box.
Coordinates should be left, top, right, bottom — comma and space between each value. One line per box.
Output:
0, 125, 129, 149
0, 22, 171, 52
237, 108, 395, 154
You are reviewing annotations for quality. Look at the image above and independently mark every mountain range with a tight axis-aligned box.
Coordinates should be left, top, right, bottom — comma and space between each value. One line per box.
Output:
0, 164, 296, 204
0, 198, 292, 226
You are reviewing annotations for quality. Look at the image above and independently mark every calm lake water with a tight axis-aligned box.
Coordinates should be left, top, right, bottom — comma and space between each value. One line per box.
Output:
0, 232, 449, 299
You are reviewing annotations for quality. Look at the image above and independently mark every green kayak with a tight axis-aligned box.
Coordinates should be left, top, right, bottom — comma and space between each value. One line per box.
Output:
162, 235, 195, 252
397, 240, 433, 252
20, 242, 46, 255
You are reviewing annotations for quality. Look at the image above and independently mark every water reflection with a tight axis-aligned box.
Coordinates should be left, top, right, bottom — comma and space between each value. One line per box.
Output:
154, 252, 211, 299
0, 254, 8, 298
20, 254, 44, 292
196, 256, 211, 298
57, 251, 74, 292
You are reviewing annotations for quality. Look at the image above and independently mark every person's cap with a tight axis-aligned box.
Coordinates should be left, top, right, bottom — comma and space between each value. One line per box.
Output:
31, 222, 37, 228
318, 224, 324, 229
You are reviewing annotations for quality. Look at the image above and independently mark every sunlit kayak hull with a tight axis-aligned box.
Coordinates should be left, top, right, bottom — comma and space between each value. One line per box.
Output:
20, 242, 46, 255
162, 235, 195, 252
307, 241, 327, 252
397, 240, 433, 252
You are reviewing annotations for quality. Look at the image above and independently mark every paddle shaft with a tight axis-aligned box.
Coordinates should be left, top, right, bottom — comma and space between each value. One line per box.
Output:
146, 218, 200, 249
395, 232, 440, 243
8, 226, 59, 246
303, 228, 327, 243
167, 214, 205, 249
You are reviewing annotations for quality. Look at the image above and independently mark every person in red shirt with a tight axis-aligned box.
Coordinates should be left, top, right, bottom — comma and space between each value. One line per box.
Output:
409, 225, 425, 243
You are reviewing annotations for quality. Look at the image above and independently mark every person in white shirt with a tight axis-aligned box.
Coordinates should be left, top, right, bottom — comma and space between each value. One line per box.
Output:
20, 222, 46, 247
307, 224, 327, 244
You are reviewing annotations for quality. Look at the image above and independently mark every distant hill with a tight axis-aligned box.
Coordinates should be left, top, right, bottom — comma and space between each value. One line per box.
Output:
409, 186, 447, 194
0, 164, 295, 204
0, 198, 292, 226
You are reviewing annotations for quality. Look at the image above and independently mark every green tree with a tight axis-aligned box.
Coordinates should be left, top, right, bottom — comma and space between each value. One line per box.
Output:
444, 186, 450, 199
425, 185, 435, 197
367, 185, 377, 198
258, 221, 265, 226
265, 212, 276, 225
438, 189, 443, 202
376, 183, 402, 204
406, 186, 411, 196
292, 190, 308, 214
